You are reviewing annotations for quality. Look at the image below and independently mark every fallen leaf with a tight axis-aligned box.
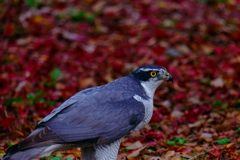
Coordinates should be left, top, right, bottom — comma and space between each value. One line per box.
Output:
200, 133, 213, 142
127, 146, 145, 158
126, 141, 143, 150
210, 78, 224, 87
162, 151, 175, 159
216, 138, 230, 145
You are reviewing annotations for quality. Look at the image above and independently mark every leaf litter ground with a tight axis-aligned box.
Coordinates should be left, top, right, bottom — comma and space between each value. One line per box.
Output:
0, 0, 240, 159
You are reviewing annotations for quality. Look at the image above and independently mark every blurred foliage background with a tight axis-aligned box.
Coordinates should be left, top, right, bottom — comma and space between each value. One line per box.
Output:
1, 0, 240, 159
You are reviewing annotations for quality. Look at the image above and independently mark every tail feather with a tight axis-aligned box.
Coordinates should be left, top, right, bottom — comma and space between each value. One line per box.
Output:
1, 126, 63, 160
2, 146, 47, 160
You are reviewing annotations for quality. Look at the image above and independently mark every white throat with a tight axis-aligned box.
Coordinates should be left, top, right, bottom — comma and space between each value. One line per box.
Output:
140, 80, 163, 99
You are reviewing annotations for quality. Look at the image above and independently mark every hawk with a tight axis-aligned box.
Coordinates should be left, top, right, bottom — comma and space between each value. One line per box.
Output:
2, 64, 173, 160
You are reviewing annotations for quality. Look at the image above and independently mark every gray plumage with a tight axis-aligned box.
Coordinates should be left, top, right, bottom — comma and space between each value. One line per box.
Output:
2, 65, 173, 160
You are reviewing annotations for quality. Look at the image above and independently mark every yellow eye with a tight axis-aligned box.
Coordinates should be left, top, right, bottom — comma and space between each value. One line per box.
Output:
150, 71, 157, 77
166, 73, 169, 76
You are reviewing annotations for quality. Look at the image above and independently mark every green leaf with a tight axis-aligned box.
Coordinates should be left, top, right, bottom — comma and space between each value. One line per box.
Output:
6, 141, 13, 147
47, 100, 56, 106
195, 0, 205, 2
6, 97, 22, 106
0, 153, 5, 157
166, 138, 185, 146
27, 91, 44, 105
212, 100, 223, 106
177, 138, 185, 145
200, 78, 210, 85
166, 140, 176, 146
217, 0, 227, 3
222, 103, 228, 109
191, 152, 197, 156
71, 10, 87, 22
27, 93, 35, 99
122, 149, 130, 153
51, 68, 62, 81
86, 14, 95, 23
25, 0, 39, 8
36, 90, 43, 96
26, 0, 35, 6
147, 147, 156, 153
49, 155, 62, 160
216, 138, 230, 145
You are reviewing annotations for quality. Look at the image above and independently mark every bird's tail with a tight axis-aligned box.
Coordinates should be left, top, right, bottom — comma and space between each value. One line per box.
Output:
1, 145, 47, 160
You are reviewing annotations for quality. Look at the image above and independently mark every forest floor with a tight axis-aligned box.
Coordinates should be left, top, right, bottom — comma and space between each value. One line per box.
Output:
1, 0, 240, 159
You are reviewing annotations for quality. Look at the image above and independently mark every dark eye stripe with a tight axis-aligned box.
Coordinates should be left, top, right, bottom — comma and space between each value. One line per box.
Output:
131, 69, 160, 82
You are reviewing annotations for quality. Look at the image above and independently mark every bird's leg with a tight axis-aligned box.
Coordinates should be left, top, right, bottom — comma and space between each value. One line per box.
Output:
94, 139, 122, 160
81, 146, 97, 160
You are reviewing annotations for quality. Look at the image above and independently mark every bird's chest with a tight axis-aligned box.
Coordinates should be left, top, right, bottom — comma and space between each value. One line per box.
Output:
132, 95, 154, 133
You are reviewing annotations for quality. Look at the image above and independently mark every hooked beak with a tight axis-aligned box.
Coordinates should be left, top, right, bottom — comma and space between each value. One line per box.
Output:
166, 74, 173, 83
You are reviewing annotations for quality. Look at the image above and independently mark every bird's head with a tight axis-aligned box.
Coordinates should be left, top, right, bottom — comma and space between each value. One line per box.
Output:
130, 64, 173, 98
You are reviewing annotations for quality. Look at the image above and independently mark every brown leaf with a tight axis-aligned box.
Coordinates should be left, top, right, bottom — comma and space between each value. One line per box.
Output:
126, 141, 143, 150
162, 151, 175, 159
9, 130, 24, 140
127, 146, 146, 158
79, 78, 96, 88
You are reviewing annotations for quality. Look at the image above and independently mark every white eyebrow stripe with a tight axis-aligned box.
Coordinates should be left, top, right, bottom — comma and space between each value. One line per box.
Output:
138, 68, 166, 72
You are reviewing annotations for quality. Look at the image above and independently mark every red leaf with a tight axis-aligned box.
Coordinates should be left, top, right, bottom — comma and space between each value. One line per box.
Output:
232, 32, 240, 41
3, 24, 15, 36
150, 110, 163, 123
209, 143, 221, 158
173, 93, 187, 101
0, 117, 16, 130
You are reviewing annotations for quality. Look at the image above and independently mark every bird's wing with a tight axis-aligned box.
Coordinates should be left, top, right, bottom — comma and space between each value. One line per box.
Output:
10, 89, 145, 152
38, 86, 101, 124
